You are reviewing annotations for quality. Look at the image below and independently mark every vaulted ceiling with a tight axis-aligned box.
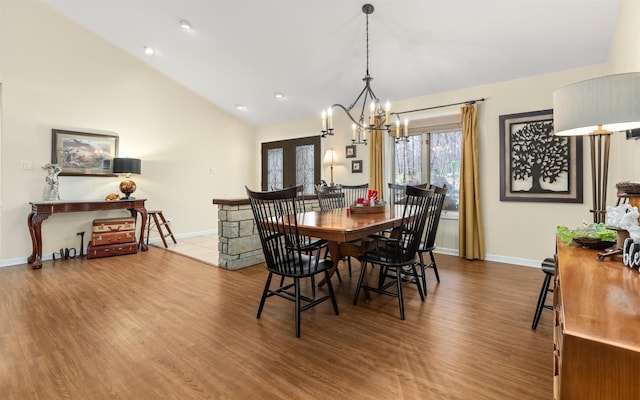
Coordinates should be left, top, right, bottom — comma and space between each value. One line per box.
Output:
43, 0, 621, 127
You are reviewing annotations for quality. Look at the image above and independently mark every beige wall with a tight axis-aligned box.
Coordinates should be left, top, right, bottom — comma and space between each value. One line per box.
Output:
257, 0, 640, 266
258, 66, 614, 265
2, 0, 639, 267
0, 1, 257, 264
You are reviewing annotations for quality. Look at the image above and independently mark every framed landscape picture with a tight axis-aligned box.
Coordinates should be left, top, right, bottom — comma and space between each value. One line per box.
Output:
52, 129, 119, 176
499, 110, 582, 203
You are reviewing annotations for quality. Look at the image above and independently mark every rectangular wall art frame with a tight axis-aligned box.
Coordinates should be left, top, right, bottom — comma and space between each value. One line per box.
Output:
352, 160, 363, 173
52, 129, 119, 176
499, 109, 583, 203
345, 145, 356, 158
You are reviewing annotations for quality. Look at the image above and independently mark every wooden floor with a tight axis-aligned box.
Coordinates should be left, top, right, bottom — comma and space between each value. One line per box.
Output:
0, 248, 553, 399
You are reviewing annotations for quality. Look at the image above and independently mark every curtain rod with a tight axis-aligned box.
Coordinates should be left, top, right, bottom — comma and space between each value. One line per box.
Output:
392, 97, 485, 117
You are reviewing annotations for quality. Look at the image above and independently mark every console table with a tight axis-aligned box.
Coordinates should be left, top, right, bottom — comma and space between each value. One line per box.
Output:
554, 239, 640, 399
28, 199, 148, 269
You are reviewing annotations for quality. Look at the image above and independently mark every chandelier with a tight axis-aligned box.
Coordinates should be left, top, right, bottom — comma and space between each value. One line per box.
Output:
321, 4, 406, 145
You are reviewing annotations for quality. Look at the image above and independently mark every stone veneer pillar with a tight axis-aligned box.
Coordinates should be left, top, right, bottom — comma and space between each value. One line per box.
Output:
212, 196, 320, 270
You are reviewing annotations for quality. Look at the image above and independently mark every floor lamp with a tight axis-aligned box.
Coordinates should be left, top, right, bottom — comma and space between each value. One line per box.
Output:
553, 72, 640, 223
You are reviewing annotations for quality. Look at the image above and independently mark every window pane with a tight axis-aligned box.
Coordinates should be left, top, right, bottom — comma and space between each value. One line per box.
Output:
296, 144, 315, 195
430, 130, 461, 212
267, 148, 283, 190
394, 135, 422, 185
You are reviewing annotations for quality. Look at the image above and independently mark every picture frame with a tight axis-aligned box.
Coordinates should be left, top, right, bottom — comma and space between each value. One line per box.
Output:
499, 109, 583, 203
52, 129, 119, 176
352, 160, 363, 173
345, 145, 356, 158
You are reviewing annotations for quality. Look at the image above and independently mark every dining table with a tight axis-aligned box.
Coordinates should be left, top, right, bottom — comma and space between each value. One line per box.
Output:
292, 205, 410, 285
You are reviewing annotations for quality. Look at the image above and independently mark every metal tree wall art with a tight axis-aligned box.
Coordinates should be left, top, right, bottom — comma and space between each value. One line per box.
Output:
511, 119, 567, 193
499, 109, 583, 203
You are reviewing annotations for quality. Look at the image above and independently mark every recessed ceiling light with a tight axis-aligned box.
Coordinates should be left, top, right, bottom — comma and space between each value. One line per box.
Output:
234, 104, 247, 111
179, 19, 192, 30
274, 92, 285, 99
144, 46, 155, 55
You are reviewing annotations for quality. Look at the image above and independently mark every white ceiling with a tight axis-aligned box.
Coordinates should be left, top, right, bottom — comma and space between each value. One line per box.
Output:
42, 0, 621, 127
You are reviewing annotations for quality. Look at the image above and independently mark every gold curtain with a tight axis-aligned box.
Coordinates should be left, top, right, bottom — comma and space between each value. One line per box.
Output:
459, 103, 485, 260
369, 129, 384, 198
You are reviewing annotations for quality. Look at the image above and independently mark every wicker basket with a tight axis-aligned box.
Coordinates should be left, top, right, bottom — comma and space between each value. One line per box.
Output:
616, 181, 640, 194
573, 237, 616, 250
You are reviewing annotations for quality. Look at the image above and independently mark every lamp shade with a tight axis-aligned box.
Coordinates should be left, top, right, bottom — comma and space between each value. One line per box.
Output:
553, 72, 640, 136
112, 158, 141, 174
323, 149, 337, 165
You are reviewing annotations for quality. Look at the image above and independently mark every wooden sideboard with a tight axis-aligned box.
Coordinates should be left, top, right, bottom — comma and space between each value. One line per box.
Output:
554, 239, 640, 399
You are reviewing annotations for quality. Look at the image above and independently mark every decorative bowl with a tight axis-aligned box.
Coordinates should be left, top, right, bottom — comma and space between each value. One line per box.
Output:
572, 237, 616, 250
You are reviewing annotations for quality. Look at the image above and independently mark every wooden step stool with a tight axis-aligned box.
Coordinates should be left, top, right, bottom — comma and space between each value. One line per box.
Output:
145, 210, 177, 248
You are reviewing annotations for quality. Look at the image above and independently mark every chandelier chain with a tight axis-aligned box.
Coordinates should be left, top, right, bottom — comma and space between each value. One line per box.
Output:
366, 12, 369, 76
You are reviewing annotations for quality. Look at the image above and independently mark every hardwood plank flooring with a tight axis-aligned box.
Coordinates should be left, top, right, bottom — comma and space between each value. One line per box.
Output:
0, 248, 553, 399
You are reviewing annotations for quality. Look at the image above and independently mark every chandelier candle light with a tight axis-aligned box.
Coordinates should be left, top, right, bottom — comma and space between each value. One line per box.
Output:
395, 119, 410, 143
322, 4, 400, 145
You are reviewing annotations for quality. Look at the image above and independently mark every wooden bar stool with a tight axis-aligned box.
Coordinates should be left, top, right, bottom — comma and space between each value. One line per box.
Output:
531, 257, 555, 330
145, 210, 177, 248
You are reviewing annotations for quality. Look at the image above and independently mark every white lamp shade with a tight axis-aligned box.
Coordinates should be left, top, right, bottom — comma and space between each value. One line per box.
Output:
553, 72, 640, 136
323, 149, 337, 164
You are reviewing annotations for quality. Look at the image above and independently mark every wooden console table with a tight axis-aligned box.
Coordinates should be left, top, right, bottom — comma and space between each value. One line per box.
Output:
28, 199, 148, 269
554, 239, 640, 399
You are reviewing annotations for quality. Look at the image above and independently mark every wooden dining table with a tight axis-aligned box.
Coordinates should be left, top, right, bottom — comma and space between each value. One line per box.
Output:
292, 205, 410, 285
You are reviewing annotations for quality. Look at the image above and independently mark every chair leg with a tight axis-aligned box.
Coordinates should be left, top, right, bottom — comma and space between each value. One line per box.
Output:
353, 261, 368, 305
411, 264, 425, 302
310, 275, 316, 298
295, 277, 301, 338
532, 273, 553, 330
347, 256, 352, 277
417, 252, 427, 296
377, 266, 387, 288
430, 251, 440, 283
324, 270, 339, 315
395, 268, 405, 320
257, 272, 273, 319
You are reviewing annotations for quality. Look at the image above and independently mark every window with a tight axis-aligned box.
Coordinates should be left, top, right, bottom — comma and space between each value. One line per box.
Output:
261, 136, 321, 194
393, 116, 462, 217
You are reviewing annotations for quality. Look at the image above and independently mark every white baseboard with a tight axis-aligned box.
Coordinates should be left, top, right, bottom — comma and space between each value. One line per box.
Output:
1, 229, 219, 268
434, 247, 542, 269
3, 231, 544, 270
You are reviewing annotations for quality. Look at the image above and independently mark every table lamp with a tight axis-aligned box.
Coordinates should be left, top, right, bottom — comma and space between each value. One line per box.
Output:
323, 148, 337, 186
112, 157, 142, 200
553, 72, 640, 223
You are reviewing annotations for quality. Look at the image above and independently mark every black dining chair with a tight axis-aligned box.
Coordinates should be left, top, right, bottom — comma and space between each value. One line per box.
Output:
315, 184, 356, 278
388, 182, 408, 205
385, 183, 428, 238
293, 185, 328, 297
315, 184, 346, 210
342, 183, 369, 206
246, 186, 339, 337
388, 182, 429, 205
353, 185, 435, 320
416, 184, 448, 294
